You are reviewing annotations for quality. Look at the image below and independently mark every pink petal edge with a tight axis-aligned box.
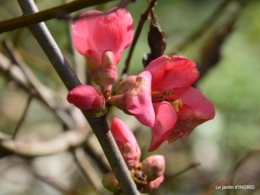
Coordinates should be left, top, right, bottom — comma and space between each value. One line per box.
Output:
148, 102, 177, 152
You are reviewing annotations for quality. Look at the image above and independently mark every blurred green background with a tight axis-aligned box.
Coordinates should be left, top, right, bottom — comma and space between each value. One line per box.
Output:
0, 0, 260, 195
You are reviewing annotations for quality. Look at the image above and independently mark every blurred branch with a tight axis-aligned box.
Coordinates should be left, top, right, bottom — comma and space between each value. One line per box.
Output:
1, 39, 76, 129
121, 0, 157, 79
0, 46, 110, 174
12, 94, 33, 139
169, 0, 231, 54
17, 0, 139, 194
73, 147, 106, 194
167, 162, 201, 178
63, 0, 87, 83
0, 129, 87, 156
0, 0, 115, 33
229, 149, 260, 186
201, 149, 260, 195
194, 1, 242, 82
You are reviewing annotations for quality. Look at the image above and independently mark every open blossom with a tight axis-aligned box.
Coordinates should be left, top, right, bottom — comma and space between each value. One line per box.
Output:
67, 85, 105, 113
110, 118, 141, 170
110, 55, 215, 151
72, 8, 134, 92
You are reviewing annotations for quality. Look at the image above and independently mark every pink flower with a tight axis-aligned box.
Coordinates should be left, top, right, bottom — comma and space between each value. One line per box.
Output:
72, 8, 134, 92
67, 85, 105, 113
110, 55, 215, 151
110, 118, 141, 170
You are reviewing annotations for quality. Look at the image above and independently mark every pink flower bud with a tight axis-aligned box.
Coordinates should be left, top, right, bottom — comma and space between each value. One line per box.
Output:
102, 172, 120, 193
110, 118, 141, 170
141, 155, 165, 181
67, 85, 105, 113
72, 8, 134, 92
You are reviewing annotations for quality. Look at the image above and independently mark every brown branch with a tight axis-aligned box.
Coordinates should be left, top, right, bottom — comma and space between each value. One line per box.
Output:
73, 147, 106, 194
0, 46, 110, 175
121, 0, 157, 78
12, 94, 33, 139
166, 161, 201, 178
0, 40, 75, 129
169, 0, 230, 54
0, 129, 88, 156
0, 0, 115, 33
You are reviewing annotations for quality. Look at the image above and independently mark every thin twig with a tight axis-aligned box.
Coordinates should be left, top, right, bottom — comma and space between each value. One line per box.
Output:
17, 0, 139, 194
0, 0, 115, 33
73, 147, 106, 194
228, 149, 260, 185
169, 0, 230, 54
12, 94, 33, 139
121, 0, 157, 78
2, 39, 76, 129
168, 162, 201, 178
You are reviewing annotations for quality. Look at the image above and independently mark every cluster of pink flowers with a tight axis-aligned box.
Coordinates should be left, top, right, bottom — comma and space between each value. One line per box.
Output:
67, 7, 215, 193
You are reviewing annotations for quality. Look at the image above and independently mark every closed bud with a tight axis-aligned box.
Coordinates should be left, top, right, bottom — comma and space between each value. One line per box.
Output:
141, 155, 165, 181
102, 172, 120, 192
67, 85, 106, 115
111, 118, 141, 170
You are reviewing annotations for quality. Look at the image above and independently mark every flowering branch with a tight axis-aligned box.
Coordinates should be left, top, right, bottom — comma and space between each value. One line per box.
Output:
17, 0, 139, 194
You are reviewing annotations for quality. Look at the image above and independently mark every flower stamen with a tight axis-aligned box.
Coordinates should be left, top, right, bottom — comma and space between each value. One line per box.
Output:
152, 89, 175, 103
170, 99, 183, 112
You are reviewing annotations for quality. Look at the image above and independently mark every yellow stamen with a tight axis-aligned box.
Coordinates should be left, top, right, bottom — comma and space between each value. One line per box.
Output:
170, 99, 183, 112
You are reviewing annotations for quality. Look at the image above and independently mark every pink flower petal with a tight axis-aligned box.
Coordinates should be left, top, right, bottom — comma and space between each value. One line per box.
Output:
174, 87, 215, 120
147, 175, 164, 190
148, 102, 177, 152
72, 8, 134, 61
140, 55, 199, 93
166, 87, 215, 143
126, 74, 155, 127
72, 10, 103, 57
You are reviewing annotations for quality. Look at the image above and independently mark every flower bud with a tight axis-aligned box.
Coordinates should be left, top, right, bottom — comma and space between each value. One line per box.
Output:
67, 85, 106, 114
102, 172, 120, 192
141, 155, 165, 181
110, 118, 141, 170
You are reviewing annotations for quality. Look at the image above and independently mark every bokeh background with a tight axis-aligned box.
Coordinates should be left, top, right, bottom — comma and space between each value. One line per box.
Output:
0, 0, 260, 194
